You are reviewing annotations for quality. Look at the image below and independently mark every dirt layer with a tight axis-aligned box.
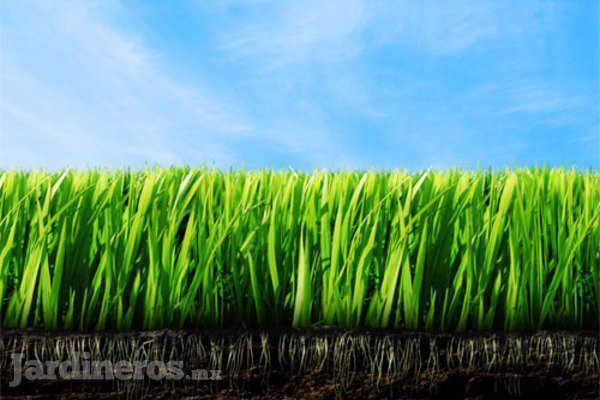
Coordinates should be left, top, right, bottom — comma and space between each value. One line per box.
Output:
1, 329, 598, 399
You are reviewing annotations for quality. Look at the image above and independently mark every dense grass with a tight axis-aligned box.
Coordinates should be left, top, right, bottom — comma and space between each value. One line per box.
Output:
0, 167, 598, 331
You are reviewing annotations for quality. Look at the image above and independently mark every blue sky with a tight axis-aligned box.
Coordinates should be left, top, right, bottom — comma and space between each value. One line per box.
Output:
1, 0, 598, 170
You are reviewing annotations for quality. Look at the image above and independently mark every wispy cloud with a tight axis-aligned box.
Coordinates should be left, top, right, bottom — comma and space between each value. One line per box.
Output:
501, 84, 581, 114
0, 0, 248, 169
1, 0, 596, 170
376, 0, 499, 55
219, 0, 504, 64
219, 0, 367, 66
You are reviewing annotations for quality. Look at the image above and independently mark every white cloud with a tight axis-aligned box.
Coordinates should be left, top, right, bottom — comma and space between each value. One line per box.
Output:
0, 0, 248, 169
385, 0, 498, 55
218, 0, 505, 65
501, 84, 581, 114
2, 0, 593, 170
220, 0, 367, 66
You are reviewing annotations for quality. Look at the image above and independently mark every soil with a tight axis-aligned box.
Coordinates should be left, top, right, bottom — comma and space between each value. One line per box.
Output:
1, 328, 598, 399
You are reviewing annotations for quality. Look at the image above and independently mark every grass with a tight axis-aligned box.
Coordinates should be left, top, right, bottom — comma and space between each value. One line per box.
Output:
0, 166, 598, 331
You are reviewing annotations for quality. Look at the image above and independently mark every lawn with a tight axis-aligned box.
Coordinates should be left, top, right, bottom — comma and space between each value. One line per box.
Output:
1, 166, 598, 332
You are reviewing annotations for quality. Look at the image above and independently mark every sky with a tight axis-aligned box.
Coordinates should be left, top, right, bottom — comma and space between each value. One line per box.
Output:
0, 0, 598, 170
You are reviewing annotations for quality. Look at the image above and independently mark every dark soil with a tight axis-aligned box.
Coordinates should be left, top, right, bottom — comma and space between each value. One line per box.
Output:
1, 328, 598, 399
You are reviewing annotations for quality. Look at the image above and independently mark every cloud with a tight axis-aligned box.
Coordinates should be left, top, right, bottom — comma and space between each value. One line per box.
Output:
1, 0, 595, 171
218, 0, 505, 65
379, 0, 499, 55
0, 0, 248, 169
501, 84, 581, 114
219, 0, 367, 66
